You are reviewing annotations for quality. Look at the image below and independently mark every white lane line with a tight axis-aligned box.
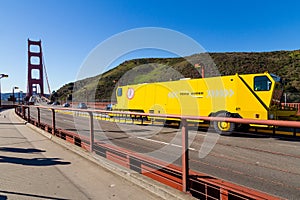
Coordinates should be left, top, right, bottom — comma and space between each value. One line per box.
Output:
278, 143, 299, 148
63, 119, 74, 123
136, 136, 196, 151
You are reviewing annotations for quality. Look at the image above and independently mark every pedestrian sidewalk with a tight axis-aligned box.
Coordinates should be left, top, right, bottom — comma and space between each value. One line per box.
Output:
0, 109, 165, 200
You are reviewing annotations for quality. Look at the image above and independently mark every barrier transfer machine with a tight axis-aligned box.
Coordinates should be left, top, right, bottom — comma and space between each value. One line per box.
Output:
113, 72, 298, 134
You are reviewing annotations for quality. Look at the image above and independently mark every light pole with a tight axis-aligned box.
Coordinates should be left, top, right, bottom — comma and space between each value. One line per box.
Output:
19, 90, 23, 105
12, 86, 19, 105
0, 74, 8, 107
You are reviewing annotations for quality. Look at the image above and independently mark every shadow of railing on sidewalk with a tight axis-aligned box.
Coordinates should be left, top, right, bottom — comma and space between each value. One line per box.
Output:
0, 190, 68, 200
0, 147, 45, 153
0, 155, 71, 166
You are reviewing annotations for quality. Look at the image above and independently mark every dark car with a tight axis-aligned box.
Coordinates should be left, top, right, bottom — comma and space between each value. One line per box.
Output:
63, 103, 70, 107
77, 102, 88, 109
106, 104, 113, 111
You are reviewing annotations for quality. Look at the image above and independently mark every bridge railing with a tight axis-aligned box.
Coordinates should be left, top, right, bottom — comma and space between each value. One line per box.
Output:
284, 103, 300, 115
15, 105, 300, 200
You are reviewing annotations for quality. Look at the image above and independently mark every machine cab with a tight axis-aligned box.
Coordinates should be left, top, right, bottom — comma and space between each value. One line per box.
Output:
253, 73, 283, 108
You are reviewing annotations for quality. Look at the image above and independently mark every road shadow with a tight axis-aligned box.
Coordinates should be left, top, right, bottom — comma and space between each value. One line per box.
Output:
224, 132, 271, 138
0, 147, 46, 154
0, 155, 71, 166
275, 136, 300, 142
65, 128, 89, 132
222, 131, 300, 142
96, 136, 130, 142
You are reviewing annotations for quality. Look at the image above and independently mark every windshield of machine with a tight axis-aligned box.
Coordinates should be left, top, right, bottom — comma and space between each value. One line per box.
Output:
254, 76, 272, 91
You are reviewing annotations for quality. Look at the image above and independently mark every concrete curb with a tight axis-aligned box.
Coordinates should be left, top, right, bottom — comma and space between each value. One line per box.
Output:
14, 111, 195, 200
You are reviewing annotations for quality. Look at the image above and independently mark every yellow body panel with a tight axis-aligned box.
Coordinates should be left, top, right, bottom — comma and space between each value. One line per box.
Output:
114, 72, 295, 121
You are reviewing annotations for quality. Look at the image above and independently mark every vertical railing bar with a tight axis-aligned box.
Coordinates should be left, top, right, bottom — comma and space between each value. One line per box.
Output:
51, 108, 55, 135
37, 107, 40, 127
27, 107, 30, 123
181, 118, 189, 193
22, 105, 25, 119
89, 111, 94, 152
220, 188, 229, 200
205, 184, 208, 200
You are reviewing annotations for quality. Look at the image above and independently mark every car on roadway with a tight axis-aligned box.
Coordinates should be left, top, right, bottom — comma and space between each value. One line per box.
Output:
77, 102, 88, 109
106, 104, 113, 111
63, 103, 70, 107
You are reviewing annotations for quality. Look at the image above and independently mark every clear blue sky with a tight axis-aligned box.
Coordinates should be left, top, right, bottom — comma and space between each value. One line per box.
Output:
0, 0, 299, 93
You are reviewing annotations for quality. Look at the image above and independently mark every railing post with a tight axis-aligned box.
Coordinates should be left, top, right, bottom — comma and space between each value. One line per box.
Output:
88, 111, 94, 152
37, 107, 40, 127
181, 118, 189, 192
220, 188, 229, 200
22, 105, 25, 119
27, 107, 30, 123
51, 109, 55, 135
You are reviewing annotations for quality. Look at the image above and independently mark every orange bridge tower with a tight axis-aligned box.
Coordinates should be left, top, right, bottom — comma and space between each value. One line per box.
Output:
27, 39, 44, 97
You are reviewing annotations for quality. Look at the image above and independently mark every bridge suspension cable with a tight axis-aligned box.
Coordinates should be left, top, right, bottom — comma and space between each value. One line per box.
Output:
42, 54, 51, 95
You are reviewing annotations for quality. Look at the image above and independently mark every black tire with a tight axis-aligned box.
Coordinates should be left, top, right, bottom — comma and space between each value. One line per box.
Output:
213, 112, 235, 135
237, 124, 250, 132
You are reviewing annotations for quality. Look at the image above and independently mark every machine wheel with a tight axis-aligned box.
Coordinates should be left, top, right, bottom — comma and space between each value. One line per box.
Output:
213, 112, 235, 135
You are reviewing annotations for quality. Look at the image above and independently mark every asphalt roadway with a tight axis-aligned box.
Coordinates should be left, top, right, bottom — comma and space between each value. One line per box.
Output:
0, 109, 197, 200
29, 107, 300, 199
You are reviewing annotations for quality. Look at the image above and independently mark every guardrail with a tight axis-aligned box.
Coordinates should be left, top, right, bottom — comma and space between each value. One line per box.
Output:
285, 103, 300, 115
15, 105, 300, 200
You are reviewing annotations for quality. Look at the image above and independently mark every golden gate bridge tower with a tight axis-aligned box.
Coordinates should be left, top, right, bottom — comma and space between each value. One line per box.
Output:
27, 39, 44, 97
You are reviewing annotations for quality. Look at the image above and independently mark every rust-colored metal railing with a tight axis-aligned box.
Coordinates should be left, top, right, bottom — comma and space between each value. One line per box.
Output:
284, 103, 300, 115
16, 105, 300, 200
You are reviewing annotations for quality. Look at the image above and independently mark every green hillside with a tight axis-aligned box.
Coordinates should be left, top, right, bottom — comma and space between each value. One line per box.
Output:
54, 50, 300, 103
